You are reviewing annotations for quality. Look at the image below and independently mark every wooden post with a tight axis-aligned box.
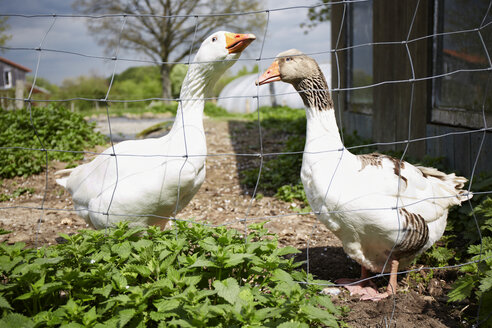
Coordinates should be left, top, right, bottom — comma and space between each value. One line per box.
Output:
331, 1, 348, 119
15, 80, 24, 109
372, 0, 430, 158
269, 83, 277, 107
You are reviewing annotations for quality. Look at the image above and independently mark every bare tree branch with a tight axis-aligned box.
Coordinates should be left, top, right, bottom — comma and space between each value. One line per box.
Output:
72, 0, 266, 99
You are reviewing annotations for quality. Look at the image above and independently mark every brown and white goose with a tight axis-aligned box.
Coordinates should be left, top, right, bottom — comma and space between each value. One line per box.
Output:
56, 31, 255, 230
257, 49, 471, 300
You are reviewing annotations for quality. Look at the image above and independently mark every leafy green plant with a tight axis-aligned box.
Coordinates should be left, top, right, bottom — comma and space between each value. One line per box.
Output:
0, 105, 107, 178
276, 183, 308, 206
423, 243, 456, 267
447, 197, 492, 326
0, 187, 34, 202
0, 222, 344, 327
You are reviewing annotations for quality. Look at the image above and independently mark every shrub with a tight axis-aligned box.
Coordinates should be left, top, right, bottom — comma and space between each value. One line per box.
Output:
0, 105, 107, 178
0, 222, 344, 327
204, 102, 235, 118
240, 106, 306, 195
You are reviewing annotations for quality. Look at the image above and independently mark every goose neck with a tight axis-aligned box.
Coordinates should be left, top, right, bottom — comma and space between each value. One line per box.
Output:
291, 76, 342, 147
171, 62, 216, 131
305, 107, 343, 146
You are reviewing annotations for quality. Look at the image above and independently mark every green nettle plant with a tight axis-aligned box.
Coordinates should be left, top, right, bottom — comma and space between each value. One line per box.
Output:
0, 105, 107, 178
0, 222, 344, 327
447, 197, 492, 326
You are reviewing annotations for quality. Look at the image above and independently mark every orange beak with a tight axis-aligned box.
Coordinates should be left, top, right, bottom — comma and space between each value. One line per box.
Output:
225, 32, 256, 54
256, 61, 281, 85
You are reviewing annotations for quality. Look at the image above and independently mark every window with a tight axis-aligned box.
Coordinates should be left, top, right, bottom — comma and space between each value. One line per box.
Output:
432, 0, 492, 128
4, 69, 12, 89
347, 1, 373, 114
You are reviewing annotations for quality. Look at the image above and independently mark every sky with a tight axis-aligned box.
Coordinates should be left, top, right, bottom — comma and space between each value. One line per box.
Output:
0, 0, 331, 85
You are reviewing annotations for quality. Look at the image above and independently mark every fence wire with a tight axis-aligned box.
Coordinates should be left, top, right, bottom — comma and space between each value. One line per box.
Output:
1, 0, 492, 326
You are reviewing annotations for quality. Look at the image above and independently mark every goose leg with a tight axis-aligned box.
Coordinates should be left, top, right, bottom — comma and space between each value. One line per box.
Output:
386, 259, 399, 295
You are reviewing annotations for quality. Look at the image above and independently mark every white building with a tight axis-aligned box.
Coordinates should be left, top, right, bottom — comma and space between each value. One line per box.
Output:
217, 63, 331, 113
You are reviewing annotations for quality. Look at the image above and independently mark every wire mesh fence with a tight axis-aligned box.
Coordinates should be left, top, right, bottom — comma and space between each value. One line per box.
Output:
1, 0, 491, 326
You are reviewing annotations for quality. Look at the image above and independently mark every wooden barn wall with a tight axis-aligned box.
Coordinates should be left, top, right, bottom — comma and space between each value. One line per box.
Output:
331, 0, 491, 175
426, 125, 492, 176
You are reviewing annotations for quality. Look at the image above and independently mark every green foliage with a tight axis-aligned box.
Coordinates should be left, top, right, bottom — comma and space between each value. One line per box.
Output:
411, 172, 492, 324
0, 187, 34, 202
474, 197, 492, 236
0, 222, 343, 327
241, 106, 306, 196
0, 105, 106, 178
111, 66, 162, 103
301, 0, 331, 33
170, 64, 188, 98
447, 197, 492, 326
145, 101, 179, 115
113, 65, 161, 83
26, 76, 59, 95
204, 102, 236, 118
276, 184, 311, 213
142, 101, 232, 118
53, 65, 188, 113
423, 243, 456, 267
0, 17, 11, 47
57, 75, 108, 111
276, 184, 308, 205
446, 174, 492, 247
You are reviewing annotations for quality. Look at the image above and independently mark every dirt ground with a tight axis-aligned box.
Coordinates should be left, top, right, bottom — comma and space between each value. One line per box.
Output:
0, 117, 472, 327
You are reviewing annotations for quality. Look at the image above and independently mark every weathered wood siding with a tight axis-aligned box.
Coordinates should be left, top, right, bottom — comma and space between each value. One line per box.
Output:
331, 0, 491, 174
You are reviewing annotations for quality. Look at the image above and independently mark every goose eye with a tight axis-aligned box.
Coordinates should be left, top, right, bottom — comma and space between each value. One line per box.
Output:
286, 57, 292, 62
212, 37, 217, 42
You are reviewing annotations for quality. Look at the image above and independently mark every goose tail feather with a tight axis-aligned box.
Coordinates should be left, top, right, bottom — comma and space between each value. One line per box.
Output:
55, 168, 74, 188
417, 166, 472, 203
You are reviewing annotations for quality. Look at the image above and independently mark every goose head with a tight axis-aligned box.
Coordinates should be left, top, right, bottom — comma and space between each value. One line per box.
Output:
256, 49, 333, 110
193, 31, 256, 72
185, 31, 256, 96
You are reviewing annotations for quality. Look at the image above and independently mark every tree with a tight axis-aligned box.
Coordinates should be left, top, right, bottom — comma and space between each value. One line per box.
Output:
73, 0, 266, 101
0, 17, 12, 48
301, 0, 330, 33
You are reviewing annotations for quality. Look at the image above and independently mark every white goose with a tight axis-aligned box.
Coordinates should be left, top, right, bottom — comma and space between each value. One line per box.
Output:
257, 49, 471, 300
56, 31, 256, 230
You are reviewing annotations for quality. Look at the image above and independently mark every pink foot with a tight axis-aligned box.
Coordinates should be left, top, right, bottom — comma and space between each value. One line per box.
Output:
336, 278, 389, 301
